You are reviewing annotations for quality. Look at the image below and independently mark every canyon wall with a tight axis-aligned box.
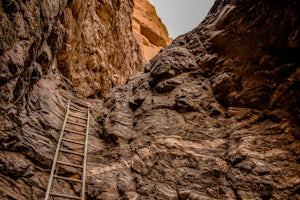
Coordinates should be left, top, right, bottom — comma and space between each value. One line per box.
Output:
92, 0, 300, 199
132, 0, 172, 62
0, 0, 144, 101
0, 0, 299, 200
0, 0, 141, 199
58, 0, 144, 98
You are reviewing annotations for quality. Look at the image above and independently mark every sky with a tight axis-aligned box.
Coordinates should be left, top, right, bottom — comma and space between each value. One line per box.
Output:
148, 0, 215, 38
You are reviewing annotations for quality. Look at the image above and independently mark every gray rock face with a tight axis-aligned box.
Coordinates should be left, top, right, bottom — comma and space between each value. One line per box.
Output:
0, 0, 299, 200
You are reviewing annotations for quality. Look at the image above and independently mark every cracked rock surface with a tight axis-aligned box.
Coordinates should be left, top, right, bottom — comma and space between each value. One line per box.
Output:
0, 0, 299, 199
91, 0, 300, 199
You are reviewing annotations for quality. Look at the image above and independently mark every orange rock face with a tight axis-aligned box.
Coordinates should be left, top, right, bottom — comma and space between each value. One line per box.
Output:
132, 0, 172, 62
57, 0, 144, 98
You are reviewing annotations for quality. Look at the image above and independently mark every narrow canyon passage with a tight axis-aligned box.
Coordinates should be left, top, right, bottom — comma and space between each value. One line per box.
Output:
0, 0, 299, 200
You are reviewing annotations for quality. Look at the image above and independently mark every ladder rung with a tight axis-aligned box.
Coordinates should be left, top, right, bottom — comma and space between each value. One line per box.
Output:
57, 161, 83, 168
67, 120, 86, 127
70, 102, 90, 108
65, 129, 86, 136
60, 148, 84, 156
68, 114, 87, 120
69, 104, 88, 110
69, 107, 87, 113
62, 138, 85, 145
54, 175, 83, 183
50, 192, 81, 200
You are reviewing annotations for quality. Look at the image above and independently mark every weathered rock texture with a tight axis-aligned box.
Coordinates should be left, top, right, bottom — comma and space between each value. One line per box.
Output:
90, 0, 300, 199
0, 0, 144, 100
0, 0, 300, 200
0, 0, 139, 199
132, 0, 172, 62
58, 0, 144, 98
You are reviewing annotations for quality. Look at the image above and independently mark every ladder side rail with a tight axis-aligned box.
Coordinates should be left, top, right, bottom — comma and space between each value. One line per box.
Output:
81, 108, 90, 200
45, 100, 71, 200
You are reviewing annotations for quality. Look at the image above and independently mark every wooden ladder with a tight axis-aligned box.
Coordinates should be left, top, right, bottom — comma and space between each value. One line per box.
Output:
45, 100, 90, 200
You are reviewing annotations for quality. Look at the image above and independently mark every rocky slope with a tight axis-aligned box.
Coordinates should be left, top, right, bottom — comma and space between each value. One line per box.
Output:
132, 0, 172, 62
0, 0, 299, 200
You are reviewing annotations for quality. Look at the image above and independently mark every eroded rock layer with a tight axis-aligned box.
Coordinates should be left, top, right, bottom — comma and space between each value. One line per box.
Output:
132, 0, 172, 62
55, 0, 172, 97
0, 0, 105, 199
0, 0, 299, 200
0, 0, 139, 199
58, 0, 144, 98
91, 0, 300, 199
0, 0, 144, 101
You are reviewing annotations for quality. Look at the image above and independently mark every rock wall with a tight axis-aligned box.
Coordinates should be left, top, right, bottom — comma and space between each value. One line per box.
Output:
0, 0, 299, 199
0, 0, 144, 100
0, 0, 141, 199
0, 0, 77, 199
92, 0, 300, 199
132, 0, 172, 62
0, 0, 67, 105
58, 0, 144, 98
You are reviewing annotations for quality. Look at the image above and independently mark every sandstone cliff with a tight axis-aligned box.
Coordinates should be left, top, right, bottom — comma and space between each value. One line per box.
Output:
0, 0, 299, 200
0, 0, 144, 100
58, 0, 144, 98
132, 0, 172, 62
